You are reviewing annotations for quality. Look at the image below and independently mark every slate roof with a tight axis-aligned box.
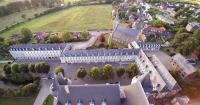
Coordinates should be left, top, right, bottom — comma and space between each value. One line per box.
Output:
150, 55, 180, 90
10, 43, 70, 51
57, 84, 122, 105
61, 48, 139, 57
122, 80, 150, 105
172, 53, 197, 75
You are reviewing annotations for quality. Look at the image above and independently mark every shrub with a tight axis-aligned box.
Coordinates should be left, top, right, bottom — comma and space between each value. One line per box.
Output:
21, 83, 38, 96
116, 67, 125, 77
10, 73, 33, 85
76, 66, 87, 79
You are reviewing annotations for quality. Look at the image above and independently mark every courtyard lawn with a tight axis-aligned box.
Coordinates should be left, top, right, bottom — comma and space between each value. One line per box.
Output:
0, 97, 35, 105
0, 5, 113, 38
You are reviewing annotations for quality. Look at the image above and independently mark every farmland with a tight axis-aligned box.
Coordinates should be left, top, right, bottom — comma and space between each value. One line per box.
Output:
0, 5, 113, 38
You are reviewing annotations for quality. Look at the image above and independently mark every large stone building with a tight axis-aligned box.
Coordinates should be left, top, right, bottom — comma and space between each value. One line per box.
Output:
60, 49, 139, 63
50, 74, 150, 105
9, 43, 71, 60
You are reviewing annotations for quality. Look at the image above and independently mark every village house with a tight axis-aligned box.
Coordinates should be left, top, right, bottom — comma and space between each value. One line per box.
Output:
156, 14, 176, 25
171, 53, 197, 79
139, 24, 170, 41
186, 22, 200, 32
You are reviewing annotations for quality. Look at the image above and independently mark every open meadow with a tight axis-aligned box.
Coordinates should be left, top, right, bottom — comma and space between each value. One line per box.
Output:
0, 4, 113, 38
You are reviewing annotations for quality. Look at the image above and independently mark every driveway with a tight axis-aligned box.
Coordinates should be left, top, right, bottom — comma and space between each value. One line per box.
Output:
33, 79, 52, 105
72, 30, 112, 50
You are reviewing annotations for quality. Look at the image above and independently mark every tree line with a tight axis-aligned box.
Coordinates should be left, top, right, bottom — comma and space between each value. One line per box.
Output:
0, 0, 64, 17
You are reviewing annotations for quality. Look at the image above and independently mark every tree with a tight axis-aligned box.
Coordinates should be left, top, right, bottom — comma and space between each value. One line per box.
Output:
54, 66, 64, 75
48, 35, 63, 43
103, 64, 113, 79
62, 32, 72, 42
76, 66, 87, 79
127, 62, 138, 78
181, 37, 198, 55
11, 63, 19, 74
28, 64, 35, 73
80, 31, 89, 39
35, 63, 41, 73
10, 73, 33, 84
21, 14, 26, 19
152, 19, 165, 27
19, 63, 29, 73
130, 5, 137, 13
40, 62, 50, 73
173, 33, 189, 47
89, 66, 100, 80
99, 34, 106, 43
19, 28, 32, 43
193, 28, 200, 42
197, 69, 200, 78
21, 83, 37, 96
3, 64, 11, 74
116, 66, 125, 77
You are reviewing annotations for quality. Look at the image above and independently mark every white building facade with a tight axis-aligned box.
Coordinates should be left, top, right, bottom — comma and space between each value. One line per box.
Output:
9, 44, 71, 60
60, 49, 139, 63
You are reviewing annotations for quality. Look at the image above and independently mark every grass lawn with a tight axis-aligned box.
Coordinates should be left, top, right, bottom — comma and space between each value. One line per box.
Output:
64, 0, 80, 3
42, 95, 53, 105
0, 7, 48, 31
0, 97, 35, 105
0, 0, 26, 6
0, 4, 113, 38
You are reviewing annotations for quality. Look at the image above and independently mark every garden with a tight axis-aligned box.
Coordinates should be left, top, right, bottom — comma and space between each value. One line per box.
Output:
0, 62, 50, 97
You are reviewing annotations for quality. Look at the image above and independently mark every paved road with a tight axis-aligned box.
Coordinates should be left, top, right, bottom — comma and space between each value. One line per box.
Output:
33, 61, 59, 105
33, 79, 52, 105
72, 31, 112, 50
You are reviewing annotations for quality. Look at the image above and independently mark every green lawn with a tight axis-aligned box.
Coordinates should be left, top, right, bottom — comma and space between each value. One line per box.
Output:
0, 97, 35, 105
0, 0, 26, 6
0, 7, 48, 31
0, 5, 113, 38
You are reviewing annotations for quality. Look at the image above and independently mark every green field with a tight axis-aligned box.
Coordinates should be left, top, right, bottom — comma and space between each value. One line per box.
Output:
0, 5, 113, 38
0, 97, 35, 105
0, 0, 26, 6
0, 7, 48, 30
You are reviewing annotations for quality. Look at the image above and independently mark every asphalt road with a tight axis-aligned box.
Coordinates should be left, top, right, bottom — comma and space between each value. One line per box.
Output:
33, 79, 52, 105
72, 30, 112, 50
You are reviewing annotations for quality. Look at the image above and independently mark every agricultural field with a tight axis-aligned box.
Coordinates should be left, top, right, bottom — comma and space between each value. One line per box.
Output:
0, 7, 48, 31
0, 0, 26, 6
64, 0, 80, 3
0, 5, 113, 38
